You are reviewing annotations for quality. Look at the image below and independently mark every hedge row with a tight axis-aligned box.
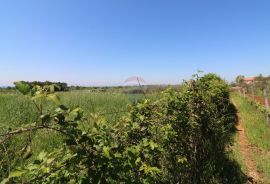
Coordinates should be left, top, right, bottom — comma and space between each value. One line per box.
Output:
1, 74, 244, 184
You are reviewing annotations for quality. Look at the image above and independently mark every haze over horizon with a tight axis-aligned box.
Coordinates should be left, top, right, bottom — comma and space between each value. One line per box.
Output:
1, 0, 270, 86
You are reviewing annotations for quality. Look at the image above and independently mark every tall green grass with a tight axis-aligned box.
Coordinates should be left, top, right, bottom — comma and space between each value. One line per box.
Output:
60, 92, 138, 121
0, 93, 39, 129
232, 94, 270, 181
0, 91, 144, 172
0, 91, 144, 129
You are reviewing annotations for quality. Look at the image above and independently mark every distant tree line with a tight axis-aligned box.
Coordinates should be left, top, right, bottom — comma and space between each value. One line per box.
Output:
24, 81, 69, 91
68, 85, 181, 94
1, 82, 181, 94
0, 86, 14, 90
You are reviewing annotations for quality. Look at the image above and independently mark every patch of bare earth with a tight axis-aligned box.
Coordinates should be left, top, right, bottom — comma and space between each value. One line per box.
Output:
236, 112, 263, 184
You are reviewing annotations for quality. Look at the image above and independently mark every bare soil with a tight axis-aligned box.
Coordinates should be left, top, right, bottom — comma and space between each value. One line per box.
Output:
246, 94, 267, 106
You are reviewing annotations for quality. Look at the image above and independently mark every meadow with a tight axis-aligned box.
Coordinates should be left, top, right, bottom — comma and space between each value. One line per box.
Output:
0, 91, 145, 150
0, 90, 148, 127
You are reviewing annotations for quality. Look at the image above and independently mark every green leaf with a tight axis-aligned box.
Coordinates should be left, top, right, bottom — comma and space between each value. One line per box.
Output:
149, 140, 158, 150
31, 93, 45, 100
139, 115, 145, 121
65, 108, 83, 122
177, 156, 187, 164
14, 81, 31, 95
139, 164, 161, 174
135, 157, 141, 165
49, 84, 60, 93
37, 151, 47, 161
22, 145, 32, 159
46, 158, 55, 165
102, 146, 111, 159
9, 170, 25, 178
47, 94, 61, 105
114, 152, 122, 158
50, 84, 55, 92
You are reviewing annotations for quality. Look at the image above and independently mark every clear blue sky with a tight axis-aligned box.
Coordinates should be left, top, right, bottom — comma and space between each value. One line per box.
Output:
1, 0, 270, 86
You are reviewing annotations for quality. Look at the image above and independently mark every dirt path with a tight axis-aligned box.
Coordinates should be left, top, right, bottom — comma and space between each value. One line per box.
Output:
236, 111, 261, 183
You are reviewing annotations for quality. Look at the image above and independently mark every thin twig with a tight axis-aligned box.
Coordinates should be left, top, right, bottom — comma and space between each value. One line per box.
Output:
0, 125, 50, 137
0, 123, 62, 144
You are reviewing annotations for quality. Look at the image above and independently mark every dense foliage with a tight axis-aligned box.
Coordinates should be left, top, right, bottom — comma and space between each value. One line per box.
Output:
0, 74, 244, 183
17, 81, 69, 92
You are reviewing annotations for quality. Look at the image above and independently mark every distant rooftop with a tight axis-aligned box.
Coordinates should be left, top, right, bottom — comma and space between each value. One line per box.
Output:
243, 77, 256, 81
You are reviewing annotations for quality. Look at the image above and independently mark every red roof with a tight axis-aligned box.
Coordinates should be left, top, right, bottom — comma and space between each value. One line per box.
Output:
244, 77, 256, 81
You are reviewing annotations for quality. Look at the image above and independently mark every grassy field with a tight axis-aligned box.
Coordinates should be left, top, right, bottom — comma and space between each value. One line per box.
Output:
0, 91, 145, 127
232, 94, 270, 182
0, 91, 147, 173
